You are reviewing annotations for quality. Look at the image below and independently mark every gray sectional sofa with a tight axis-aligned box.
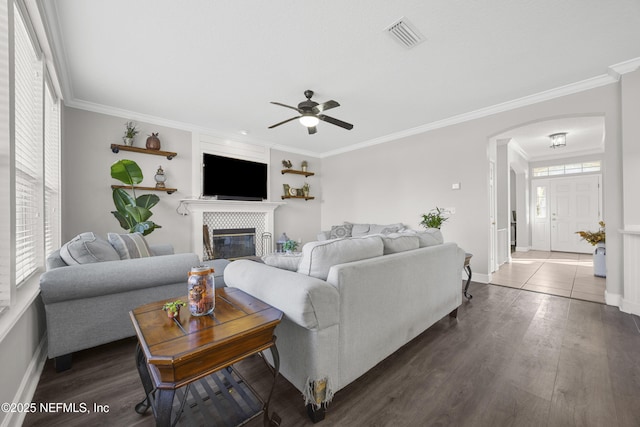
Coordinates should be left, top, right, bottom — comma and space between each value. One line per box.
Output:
224, 230, 465, 422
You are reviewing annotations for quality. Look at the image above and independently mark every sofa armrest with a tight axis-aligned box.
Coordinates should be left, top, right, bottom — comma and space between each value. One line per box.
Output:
224, 260, 339, 330
39, 253, 200, 304
317, 231, 330, 241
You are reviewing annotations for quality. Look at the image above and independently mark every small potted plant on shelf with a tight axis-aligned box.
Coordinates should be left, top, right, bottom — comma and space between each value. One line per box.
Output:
162, 300, 185, 319
420, 207, 449, 229
301, 160, 308, 172
123, 121, 139, 146
283, 239, 299, 254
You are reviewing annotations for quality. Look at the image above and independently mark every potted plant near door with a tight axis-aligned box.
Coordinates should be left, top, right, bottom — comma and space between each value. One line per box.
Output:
420, 207, 449, 229
576, 221, 606, 277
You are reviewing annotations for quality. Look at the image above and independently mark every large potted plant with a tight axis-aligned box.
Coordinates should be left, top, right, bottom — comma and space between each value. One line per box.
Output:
110, 159, 161, 235
576, 221, 606, 277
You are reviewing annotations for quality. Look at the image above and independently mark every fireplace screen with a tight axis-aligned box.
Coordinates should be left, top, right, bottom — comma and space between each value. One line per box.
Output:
208, 228, 256, 260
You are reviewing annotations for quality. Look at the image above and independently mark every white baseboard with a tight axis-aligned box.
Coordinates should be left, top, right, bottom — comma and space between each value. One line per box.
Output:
515, 246, 530, 252
605, 290, 622, 308
2, 336, 48, 427
620, 298, 640, 316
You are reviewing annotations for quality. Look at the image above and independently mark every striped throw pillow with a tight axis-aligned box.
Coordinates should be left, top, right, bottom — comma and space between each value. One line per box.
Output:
107, 232, 152, 260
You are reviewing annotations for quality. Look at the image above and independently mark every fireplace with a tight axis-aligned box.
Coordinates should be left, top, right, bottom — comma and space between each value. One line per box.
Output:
207, 228, 256, 260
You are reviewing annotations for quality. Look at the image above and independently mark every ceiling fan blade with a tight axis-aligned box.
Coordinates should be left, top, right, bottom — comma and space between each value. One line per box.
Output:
270, 102, 301, 113
318, 114, 354, 130
312, 100, 340, 114
308, 126, 317, 135
268, 116, 301, 129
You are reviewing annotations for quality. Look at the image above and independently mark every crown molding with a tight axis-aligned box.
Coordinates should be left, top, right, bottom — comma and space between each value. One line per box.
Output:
320, 73, 617, 158
609, 57, 640, 79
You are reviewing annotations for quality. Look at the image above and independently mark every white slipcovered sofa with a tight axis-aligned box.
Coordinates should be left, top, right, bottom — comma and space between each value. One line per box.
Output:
224, 230, 465, 422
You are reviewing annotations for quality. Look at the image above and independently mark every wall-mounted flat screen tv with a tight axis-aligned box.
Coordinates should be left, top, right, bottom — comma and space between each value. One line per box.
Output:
202, 153, 268, 201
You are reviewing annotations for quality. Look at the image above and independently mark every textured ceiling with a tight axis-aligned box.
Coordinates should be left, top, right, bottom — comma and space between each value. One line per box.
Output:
42, 0, 640, 156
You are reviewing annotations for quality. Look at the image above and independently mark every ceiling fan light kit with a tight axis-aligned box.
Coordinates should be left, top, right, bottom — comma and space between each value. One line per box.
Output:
269, 90, 353, 135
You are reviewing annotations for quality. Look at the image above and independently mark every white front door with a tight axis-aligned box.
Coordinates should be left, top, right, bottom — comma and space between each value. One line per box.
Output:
550, 175, 601, 253
531, 175, 601, 253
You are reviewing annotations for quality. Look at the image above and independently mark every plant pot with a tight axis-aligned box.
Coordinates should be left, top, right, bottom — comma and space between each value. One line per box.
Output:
594, 243, 606, 278
123, 137, 134, 146
167, 309, 179, 319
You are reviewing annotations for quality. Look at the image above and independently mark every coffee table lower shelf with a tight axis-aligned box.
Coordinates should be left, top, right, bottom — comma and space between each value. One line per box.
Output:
135, 356, 268, 426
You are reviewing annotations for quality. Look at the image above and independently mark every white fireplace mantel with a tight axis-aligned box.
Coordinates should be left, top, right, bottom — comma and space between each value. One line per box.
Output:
179, 199, 285, 259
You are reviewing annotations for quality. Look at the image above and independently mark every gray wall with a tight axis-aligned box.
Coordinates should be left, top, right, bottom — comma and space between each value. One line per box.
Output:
320, 83, 623, 294
62, 107, 194, 253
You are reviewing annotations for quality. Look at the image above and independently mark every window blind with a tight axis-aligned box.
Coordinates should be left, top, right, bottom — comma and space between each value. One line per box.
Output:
44, 79, 60, 258
14, 7, 43, 286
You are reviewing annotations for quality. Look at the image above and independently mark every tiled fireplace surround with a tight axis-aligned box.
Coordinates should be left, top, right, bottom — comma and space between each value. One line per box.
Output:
180, 199, 284, 262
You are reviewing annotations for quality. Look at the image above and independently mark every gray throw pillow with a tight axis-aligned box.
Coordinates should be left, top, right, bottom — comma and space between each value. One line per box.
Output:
329, 223, 353, 239
59, 232, 121, 265
107, 232, 152, 260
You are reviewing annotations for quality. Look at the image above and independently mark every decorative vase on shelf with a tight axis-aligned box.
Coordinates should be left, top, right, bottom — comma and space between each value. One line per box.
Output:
594, 242, 606, 278
122, 137, 134, 146
146, 132, 161, 150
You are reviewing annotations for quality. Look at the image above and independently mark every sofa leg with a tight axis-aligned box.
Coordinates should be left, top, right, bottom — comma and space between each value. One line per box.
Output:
306, 404, 326, 423
449, 308, 458, 319
54, 354, 72, 372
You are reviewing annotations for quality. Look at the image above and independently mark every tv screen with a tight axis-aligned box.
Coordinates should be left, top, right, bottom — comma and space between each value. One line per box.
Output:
202, 153, 268, 201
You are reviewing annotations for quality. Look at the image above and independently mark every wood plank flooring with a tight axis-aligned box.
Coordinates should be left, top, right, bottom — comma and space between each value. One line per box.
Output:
23, 283, 640, 427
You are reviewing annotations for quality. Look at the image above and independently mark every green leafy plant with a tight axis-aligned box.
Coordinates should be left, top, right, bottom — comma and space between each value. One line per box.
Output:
162, 300, 185, 316
420, 207, 449, 229
283, 239, 298, 252
124, 121, 139, 138
576, 221, 605, 246
110, 159, 161, 235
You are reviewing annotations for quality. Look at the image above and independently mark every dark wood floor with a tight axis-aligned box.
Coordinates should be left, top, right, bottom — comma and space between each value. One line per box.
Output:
24, 282, 640, 427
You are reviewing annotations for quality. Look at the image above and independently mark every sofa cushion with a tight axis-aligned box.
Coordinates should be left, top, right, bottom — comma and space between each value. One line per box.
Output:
349, 223, 371, 237
369, 223, 404, 234
329, 223, 353, 239
59, 232, 121, 265
415, 228, 444, 247
107, 232, 152, 260
297, 236, 384, 280
381, 233, 420, 254
262, 252, 303, 271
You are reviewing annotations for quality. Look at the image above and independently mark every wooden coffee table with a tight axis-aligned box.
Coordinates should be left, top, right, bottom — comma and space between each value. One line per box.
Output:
130, 287, 283, 426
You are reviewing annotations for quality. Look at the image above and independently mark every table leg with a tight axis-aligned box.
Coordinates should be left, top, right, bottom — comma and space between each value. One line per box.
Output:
134, 343, 154, 415
263, 343, 281, 425
155, 389, 176, 427
464, 264, 473, 300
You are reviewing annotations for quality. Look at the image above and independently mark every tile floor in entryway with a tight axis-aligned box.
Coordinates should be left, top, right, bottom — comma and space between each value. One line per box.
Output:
490, 250, 606, 304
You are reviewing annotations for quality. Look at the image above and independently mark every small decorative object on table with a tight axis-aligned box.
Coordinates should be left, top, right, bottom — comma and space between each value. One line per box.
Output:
162, 300, 185, 319
187, 266, 215, 316
576, 221, 606, 277
146, 132, 161, 150
154, 166, 166, 188
420, 207, 449, 229
301, 160, 308, 172
123, 121, 139, 146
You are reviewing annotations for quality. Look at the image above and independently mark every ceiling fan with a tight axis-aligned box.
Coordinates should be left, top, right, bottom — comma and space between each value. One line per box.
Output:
268, 90, 354, 135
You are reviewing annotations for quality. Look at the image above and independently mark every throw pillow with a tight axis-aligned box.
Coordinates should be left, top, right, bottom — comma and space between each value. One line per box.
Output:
329, 223, 353, 239
297, 236, 384, 280
59, 232, 121, 265
369, 223, 404, 235
348, 223, 371, 237
107, 232, 152, 260
380, 233, 420, 254
262, 252, 303, 272
415, 228, 444, 247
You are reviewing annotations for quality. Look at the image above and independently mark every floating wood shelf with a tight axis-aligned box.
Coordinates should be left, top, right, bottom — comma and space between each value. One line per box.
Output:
281, 195, 314, 201
281, 169, 314, 177
111, 185, 177, 195
110, 144, 177, 160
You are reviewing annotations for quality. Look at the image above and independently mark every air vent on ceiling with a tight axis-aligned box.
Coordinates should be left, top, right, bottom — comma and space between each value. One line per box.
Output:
385, 17, 426, 49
